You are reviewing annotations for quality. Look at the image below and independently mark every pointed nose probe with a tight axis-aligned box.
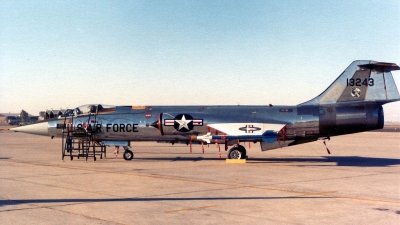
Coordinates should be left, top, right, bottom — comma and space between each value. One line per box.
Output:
10, 122, 49, 136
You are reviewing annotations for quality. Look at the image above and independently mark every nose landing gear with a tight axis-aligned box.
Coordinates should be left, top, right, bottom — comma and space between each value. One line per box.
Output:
123, 149, 134, 160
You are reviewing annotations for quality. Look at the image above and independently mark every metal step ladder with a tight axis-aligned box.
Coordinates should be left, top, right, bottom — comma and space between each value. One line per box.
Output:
61, 114, 106, 161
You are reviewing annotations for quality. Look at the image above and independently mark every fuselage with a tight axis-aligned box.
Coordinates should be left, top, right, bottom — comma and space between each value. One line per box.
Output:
41, 103, 383, 146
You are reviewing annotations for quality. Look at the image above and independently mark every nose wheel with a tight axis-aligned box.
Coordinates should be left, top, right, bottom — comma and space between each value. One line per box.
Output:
123, 150, 134, 160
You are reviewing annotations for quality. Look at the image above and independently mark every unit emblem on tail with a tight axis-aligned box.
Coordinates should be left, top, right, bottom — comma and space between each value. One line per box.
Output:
351, 87, 361, 98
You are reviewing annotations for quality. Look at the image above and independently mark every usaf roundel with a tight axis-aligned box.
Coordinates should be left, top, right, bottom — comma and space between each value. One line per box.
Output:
164, 114, 203, 132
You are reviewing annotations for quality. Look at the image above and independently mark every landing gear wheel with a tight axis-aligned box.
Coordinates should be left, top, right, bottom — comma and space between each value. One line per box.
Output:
123, 150, 134, 160
227, 145, 247, 159
228, 147, 242, 159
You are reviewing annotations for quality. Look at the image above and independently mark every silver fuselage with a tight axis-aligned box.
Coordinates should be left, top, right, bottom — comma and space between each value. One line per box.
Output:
42, 104, 382, 144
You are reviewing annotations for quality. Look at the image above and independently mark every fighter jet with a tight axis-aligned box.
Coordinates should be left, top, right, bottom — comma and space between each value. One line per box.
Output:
11, 60, 400, 160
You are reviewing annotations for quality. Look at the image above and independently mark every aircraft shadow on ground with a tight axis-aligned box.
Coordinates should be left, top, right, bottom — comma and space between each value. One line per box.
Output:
0, 196, 329, 207
134, 156, 400, 167
250, 156, 400, 167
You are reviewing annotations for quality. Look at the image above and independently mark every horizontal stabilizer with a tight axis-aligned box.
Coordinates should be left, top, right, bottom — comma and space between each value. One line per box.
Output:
359, 62, 400, 72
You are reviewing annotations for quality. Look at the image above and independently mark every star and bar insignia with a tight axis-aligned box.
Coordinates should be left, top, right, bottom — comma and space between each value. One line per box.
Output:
164, 114, 203, 132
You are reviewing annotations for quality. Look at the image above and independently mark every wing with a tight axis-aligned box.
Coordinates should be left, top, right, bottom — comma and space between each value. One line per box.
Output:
192, 123, 286, 144
208, 123, 285, 136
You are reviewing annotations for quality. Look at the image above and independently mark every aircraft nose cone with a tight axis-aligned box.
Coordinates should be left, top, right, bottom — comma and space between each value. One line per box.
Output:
11, 121, 49, 136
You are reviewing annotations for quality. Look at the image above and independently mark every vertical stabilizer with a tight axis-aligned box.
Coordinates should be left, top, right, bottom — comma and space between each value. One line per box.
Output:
300, 60, 400, 106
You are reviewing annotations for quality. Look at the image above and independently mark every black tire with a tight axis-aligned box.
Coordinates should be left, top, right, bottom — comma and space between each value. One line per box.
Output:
228, 147, 242, 159
237, 145, 247, 159
123, 150, 134, 160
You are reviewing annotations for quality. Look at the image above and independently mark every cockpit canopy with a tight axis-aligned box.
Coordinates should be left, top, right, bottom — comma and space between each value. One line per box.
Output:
64, 104, 116, 117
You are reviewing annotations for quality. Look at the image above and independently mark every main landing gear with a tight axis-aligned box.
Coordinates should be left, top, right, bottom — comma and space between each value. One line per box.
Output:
227, 145, 247, 159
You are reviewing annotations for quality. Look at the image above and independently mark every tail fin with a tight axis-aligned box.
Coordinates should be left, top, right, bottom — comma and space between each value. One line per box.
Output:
300, 60, 400, 106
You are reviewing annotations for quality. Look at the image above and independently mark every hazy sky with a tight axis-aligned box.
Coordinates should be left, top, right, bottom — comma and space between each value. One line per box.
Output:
1, 1, 400, 121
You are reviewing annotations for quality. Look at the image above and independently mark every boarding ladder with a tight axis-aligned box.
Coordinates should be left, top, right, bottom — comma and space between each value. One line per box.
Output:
61, 113, 106, 161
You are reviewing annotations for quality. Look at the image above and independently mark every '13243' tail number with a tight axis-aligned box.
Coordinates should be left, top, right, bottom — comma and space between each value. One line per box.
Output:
347, 78, 374, 86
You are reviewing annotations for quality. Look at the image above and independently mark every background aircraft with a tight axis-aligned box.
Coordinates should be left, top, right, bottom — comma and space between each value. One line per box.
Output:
11, 60, 400, 160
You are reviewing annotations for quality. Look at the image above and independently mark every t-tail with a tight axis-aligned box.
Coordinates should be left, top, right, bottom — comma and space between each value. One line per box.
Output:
300, 60, 400, 136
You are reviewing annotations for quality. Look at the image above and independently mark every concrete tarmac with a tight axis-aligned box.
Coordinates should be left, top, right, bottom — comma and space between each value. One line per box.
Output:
0, 130, 399, 224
